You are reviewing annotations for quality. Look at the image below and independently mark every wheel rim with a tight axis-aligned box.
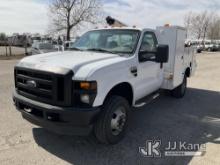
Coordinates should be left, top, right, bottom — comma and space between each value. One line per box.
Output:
110, 107, 126, 136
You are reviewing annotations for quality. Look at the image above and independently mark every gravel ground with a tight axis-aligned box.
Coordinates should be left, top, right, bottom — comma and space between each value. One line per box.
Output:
0, 52, 220, 165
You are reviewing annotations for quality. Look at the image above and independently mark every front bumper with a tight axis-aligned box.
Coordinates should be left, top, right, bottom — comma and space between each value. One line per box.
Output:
13, 91, 100, 135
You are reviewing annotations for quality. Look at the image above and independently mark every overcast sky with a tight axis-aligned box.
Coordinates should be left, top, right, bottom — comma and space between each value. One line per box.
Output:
0, 0, 220, 35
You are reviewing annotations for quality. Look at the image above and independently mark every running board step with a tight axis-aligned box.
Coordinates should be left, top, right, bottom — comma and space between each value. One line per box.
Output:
134, 92, 160, 108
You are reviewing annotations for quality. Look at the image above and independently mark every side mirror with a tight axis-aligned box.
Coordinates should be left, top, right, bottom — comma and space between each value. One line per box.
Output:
156, 45, 169, 63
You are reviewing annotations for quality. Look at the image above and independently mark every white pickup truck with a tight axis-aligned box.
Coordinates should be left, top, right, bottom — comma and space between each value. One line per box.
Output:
13, 26, 196, 144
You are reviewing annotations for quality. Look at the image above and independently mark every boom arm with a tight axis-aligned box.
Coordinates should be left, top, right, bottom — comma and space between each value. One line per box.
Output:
106, 16, 127, 27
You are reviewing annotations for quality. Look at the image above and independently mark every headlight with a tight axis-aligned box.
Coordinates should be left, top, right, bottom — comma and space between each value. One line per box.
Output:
73, 81, 97, 106
80, 94, 90, 104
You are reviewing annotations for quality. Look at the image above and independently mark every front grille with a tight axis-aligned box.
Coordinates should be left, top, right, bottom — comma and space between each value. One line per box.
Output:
14, 67, 73, 106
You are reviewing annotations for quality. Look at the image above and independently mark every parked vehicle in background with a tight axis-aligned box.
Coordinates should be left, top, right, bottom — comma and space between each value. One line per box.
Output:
31, 42, 59, 55
64, 40, 75, 50
212, 41, 220, 51
31, 36, 41, 44
41, 36, 53, 44
196, 44, 204, 53
186, 39, 220, 53
204, 40, 214, 51
187, 40, 203, 53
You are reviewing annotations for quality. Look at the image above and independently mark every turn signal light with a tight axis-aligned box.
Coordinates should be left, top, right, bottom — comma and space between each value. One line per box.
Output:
79, 82, 97, 90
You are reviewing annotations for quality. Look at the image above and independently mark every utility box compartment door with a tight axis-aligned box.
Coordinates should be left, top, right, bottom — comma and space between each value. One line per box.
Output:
173, 29, 186, 87
156, 26, 187, 90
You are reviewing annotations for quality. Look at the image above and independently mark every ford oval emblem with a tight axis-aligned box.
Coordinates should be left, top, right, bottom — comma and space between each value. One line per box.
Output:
26, 80, 37, 88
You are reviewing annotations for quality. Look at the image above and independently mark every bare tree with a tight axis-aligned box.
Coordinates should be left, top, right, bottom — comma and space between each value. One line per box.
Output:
49, 0, 102, 41
192, 12, 207, 40
184, 11, 192, 38
0, 33, 8, 56
184, 12, 202, 39
208, 15, 220, 40
200, 11, 215, 41
0, 33, 6, 42
184, 11, 215, 41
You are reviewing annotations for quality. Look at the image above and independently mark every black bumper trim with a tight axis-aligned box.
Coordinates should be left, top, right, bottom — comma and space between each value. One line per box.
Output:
13, 91, 100, 135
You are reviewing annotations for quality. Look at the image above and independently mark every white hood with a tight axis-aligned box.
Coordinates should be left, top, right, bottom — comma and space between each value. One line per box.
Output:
17, 51, 121, 74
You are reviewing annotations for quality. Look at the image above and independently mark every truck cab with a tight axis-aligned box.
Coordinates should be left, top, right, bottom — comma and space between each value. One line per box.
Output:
13, 26, 196, 144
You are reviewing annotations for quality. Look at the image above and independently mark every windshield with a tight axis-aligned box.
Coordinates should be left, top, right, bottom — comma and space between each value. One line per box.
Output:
71, 29, 140, 55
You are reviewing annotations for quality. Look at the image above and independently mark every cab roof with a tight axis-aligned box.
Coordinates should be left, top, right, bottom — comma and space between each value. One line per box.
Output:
90, 27, 154, 32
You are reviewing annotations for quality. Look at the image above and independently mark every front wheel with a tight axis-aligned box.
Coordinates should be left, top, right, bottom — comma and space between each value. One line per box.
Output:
94, 96, 130, 144
171, 75, 187, 98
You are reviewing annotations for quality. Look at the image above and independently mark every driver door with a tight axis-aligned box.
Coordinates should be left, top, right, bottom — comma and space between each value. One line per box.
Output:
135, 31, 163, 100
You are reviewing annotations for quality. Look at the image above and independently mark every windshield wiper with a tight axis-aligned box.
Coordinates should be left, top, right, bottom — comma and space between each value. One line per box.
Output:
86, 48, 116, 54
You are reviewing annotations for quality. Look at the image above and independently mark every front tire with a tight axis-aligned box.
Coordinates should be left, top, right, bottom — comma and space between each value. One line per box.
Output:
94, 96, 130, 144
171, 75, 187, 98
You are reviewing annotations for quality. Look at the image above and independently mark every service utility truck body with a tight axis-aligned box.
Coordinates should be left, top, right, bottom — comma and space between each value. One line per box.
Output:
13, 26, 196, 144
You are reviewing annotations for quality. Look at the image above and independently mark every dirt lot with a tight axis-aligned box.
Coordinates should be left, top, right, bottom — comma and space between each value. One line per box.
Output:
0, 52, 220, 165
